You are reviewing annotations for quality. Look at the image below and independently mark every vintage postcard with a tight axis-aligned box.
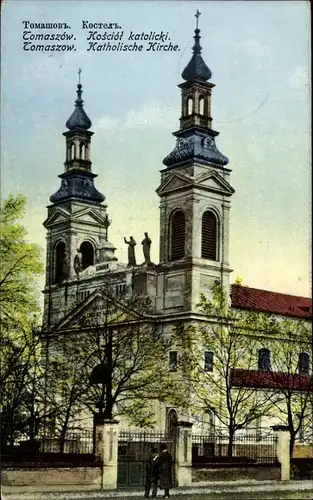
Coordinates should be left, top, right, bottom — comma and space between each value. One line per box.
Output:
1, 0, 311, 498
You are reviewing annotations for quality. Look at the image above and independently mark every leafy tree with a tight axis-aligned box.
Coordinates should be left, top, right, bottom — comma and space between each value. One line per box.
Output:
260, 318, 312, 456
0, 194, 43, 331
0, 195, 43, 449
49, 291, 187, 428
42, 336, 89, 450
173, 283, 275, 456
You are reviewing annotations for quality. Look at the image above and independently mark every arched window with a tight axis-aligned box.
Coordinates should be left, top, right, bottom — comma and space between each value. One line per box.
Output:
54, 242, 66, 284
199, 96, 205, 115
167, 409, 178, 436
201, 210, 218, 260
170, 210, 185, 261
187, 97, 193, 115
299, 352, 310, 374
80, 241, 94, 269
79, 142, 86, 160
169, 351, 178, 371
70, 143, 75, 160
258, 348, 271, 371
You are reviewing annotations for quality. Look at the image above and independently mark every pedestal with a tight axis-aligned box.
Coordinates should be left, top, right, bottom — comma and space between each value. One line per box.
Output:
175, 421, 193, 487
94, 416, 119, 490
272, 425, 290, 481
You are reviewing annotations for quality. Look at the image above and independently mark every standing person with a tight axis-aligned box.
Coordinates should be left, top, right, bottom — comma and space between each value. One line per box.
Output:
144, 446, 159, 498
158, 443, 173, 499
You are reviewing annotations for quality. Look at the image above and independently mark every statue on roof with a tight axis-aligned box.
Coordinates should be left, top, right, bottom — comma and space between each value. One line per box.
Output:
141, 232, 152, 266
124, 236, 137, 267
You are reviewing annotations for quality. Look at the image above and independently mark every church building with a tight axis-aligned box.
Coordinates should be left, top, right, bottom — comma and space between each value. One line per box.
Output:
42, 22, 311, 433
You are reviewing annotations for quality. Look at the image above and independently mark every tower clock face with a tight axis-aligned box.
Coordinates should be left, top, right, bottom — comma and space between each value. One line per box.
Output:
84, 179, 92, 188
177, 139, 185, 149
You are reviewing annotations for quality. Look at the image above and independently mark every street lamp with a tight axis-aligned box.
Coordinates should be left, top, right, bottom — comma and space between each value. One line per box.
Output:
89, 362, 110, 418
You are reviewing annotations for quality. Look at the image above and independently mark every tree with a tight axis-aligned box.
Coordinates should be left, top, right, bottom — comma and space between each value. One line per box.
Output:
260, 318, 312, 456
173, 283, 275, 456
49, 290, 187, 428
0, 195, 43, 449
42, 336, 89, 450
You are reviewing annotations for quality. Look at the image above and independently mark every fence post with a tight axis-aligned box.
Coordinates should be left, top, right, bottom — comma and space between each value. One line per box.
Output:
272, 425, 290, 481
175, 421, 193, 487
94, 416, 119, 490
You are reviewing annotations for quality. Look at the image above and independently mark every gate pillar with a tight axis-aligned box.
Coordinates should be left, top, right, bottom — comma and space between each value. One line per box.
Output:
175, 421, 193, 487
272, 425, 290, 481
94, 416, 119, 489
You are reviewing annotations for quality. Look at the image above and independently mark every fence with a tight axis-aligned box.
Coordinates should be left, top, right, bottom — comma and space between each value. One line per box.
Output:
2, 429, 96, 466
118, 429, 177, 487
192, 432, 277, 464
39, 429, 94, 454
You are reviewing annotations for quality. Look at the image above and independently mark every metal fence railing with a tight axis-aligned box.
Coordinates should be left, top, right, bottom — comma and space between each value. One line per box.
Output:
117, 429, 177, 487
192, 432, 278, 463
118, 430, 176, 461
39, 429, 94, 454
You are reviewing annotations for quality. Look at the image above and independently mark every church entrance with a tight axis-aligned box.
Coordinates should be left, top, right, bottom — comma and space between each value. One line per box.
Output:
117, 429, 177, 488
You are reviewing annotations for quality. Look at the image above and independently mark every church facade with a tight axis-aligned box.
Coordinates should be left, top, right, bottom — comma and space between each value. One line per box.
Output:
42, 25, 311, 435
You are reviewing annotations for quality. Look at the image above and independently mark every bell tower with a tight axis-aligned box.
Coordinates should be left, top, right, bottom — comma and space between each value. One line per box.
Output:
156, 14, 235, 311
43, 71, 117, 327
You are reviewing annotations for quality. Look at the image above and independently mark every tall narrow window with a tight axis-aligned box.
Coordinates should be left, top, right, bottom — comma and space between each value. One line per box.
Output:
204, 351, 214, 372
199, 96, 205, 115
187, 97, 193, 115
54, 242, 66, 284
70, 143, 75, 160
201, 210, 218, 260
169, 351, 178, 372
299, 352, 310, 374
80, 241, 94, 269
79, 142, 86, 159
258, 348, 271, 371
167, 409, 178, 435
170, 210, 185, 261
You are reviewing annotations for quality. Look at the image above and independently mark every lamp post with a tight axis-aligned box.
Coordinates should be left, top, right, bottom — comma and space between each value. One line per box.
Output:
89, 362, 110, 419
88, 297, 114, 420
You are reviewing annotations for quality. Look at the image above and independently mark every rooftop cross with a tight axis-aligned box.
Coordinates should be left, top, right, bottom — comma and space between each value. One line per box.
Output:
195, 9, 201, 30
78, 68, 82, 85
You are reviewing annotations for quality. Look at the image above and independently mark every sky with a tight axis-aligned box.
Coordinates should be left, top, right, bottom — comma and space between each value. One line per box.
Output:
1, 0, 311, 301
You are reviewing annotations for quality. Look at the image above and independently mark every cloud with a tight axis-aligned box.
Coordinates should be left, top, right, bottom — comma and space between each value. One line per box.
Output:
95, 101, 177, 134
240, 38, 271, 58
124, 102, 176, 128
97, 116, 120, 132
289, 66, 309, 92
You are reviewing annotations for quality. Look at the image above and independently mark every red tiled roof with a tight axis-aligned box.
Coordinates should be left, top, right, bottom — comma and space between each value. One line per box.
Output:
231, 284, 312, 319
231, 369, 313, 391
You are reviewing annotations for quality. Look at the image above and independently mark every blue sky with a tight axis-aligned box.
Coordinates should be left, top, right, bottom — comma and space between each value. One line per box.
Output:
1, 0, 311, 298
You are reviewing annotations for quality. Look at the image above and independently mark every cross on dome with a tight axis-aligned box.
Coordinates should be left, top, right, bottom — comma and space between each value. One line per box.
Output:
195, 9, 201, 29
181, 12, 212, 82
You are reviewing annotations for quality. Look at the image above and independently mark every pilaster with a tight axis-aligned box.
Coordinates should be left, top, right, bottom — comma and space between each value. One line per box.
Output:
175, 421, 193, 487
272, 425, 290, 481
94, 417, 119, 490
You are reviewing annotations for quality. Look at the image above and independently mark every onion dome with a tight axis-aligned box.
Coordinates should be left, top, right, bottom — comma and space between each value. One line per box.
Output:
65, 84, 92, 130
181, 28, 212, 82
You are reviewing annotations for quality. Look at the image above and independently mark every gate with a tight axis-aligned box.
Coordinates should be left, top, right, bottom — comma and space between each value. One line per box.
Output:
117, 430, 177, 488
